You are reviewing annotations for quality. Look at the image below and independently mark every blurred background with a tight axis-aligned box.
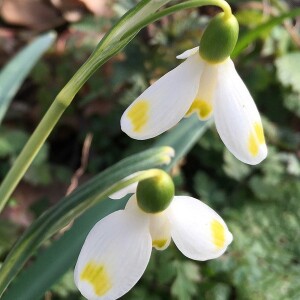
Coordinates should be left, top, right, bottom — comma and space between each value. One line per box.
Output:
0, 0, 300, 299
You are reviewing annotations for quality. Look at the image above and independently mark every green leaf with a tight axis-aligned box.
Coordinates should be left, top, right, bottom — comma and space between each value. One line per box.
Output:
223, 151, 251, 181
193, 171, 226, 207
232, 8, 300, 57
2, 116, 209, 299
0, 129, 28, 158
275, 52, 300, 94
171, 260, 200, 300
283, 93, 300, 118
0, 221, 19, 257
210, 190, 300, 299
0, 32, 56, 124
50, 270, 78, 298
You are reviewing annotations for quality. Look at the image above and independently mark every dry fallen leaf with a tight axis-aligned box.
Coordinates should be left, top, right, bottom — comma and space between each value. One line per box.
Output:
1, 0, 65, 30
51, 0, 86, 22
79, 0, 113, 16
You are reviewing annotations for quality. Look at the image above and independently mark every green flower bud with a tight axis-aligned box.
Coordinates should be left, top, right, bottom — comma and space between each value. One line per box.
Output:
199, 13, 239, 64
136, 171, 174, 213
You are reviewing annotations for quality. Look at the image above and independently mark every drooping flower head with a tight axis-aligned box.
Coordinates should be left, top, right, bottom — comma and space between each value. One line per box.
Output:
74, 171, 233, 300
121, 13, 267, 165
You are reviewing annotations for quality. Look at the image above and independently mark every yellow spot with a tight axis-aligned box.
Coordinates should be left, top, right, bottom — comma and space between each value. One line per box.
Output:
186, 98, 212, 120
80, 261, 112, 296
152, 239, 167, 249
211, 220, 225, 249
127, 100, 149, 132
248, 122, 265, 156
254, 123, 265, 144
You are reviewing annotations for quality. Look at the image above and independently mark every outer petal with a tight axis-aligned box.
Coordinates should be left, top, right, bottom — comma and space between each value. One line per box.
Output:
213, 59, 267, 165
121, 53, 204, 139
167, 196, 233, 261
74, 209, 152, 300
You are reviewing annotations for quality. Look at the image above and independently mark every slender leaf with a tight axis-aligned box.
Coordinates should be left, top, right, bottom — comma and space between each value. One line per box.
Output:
2, 116, 209, 299
0, 32, 56, 124
232, 8, 300, 57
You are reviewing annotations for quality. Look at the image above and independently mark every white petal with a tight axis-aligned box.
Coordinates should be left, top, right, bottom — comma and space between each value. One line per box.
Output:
74, 209, 152, 300
176, 47, 199, 59
121, 53, 204, 139
149, 212, 171, 250
167, 196, 233, 261
185, 62, 218, 120
124, 194, 146, 214
213, 59, 267, 165
109, 182, 138, 200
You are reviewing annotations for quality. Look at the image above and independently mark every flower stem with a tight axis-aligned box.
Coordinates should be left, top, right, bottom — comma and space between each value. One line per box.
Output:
121, 0, 232, 40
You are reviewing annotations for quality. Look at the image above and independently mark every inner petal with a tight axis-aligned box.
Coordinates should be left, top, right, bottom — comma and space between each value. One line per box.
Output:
185, 63, 218, 121
149, 213, 171, 251
186, 98, 213, 119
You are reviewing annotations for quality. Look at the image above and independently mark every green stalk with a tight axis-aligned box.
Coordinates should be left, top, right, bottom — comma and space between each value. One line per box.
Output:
0, 0, 232, 213
121, 0, 232, 40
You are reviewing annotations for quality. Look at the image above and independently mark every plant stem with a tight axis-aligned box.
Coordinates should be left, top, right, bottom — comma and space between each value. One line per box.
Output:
121, 0, 232, 40
0, 53, 103, 212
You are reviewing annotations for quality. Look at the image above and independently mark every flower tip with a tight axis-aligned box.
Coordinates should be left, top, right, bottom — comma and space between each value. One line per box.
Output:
244, 144, 268, 166
227, 230, 234, 245
120, 116, 146, 140
161, 147, 175, 165
176, 47, 199, 60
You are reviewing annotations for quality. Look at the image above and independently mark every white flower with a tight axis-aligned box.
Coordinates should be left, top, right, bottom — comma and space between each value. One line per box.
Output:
74, 189, 233, 300
121, 47, 267, 165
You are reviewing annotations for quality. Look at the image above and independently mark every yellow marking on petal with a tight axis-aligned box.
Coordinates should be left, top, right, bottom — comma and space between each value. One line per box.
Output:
80, 261, 112, 296
152, 239, 167, 249
248, 122, 265, 156
186, 98, 212, 120
127, 100, 149, 132
254, 123, 265, 144
211, 220, 225, 249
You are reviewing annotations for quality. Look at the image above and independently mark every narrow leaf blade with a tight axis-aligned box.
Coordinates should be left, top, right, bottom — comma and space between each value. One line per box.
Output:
0, 32, 56, 124
232, 8, 300, 57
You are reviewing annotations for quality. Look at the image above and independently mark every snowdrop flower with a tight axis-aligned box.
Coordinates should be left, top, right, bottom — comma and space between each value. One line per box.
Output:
121, 13, 267, 165
74, 171, 233, 300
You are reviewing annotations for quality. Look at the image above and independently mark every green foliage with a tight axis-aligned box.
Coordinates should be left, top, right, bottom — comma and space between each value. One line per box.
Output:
0, 221, 19, 258
0, 32, 56, 124
51, 271, 78, 298
276, 52, 300, 93
171, 260, 201, 300
275, 52, 300, 117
